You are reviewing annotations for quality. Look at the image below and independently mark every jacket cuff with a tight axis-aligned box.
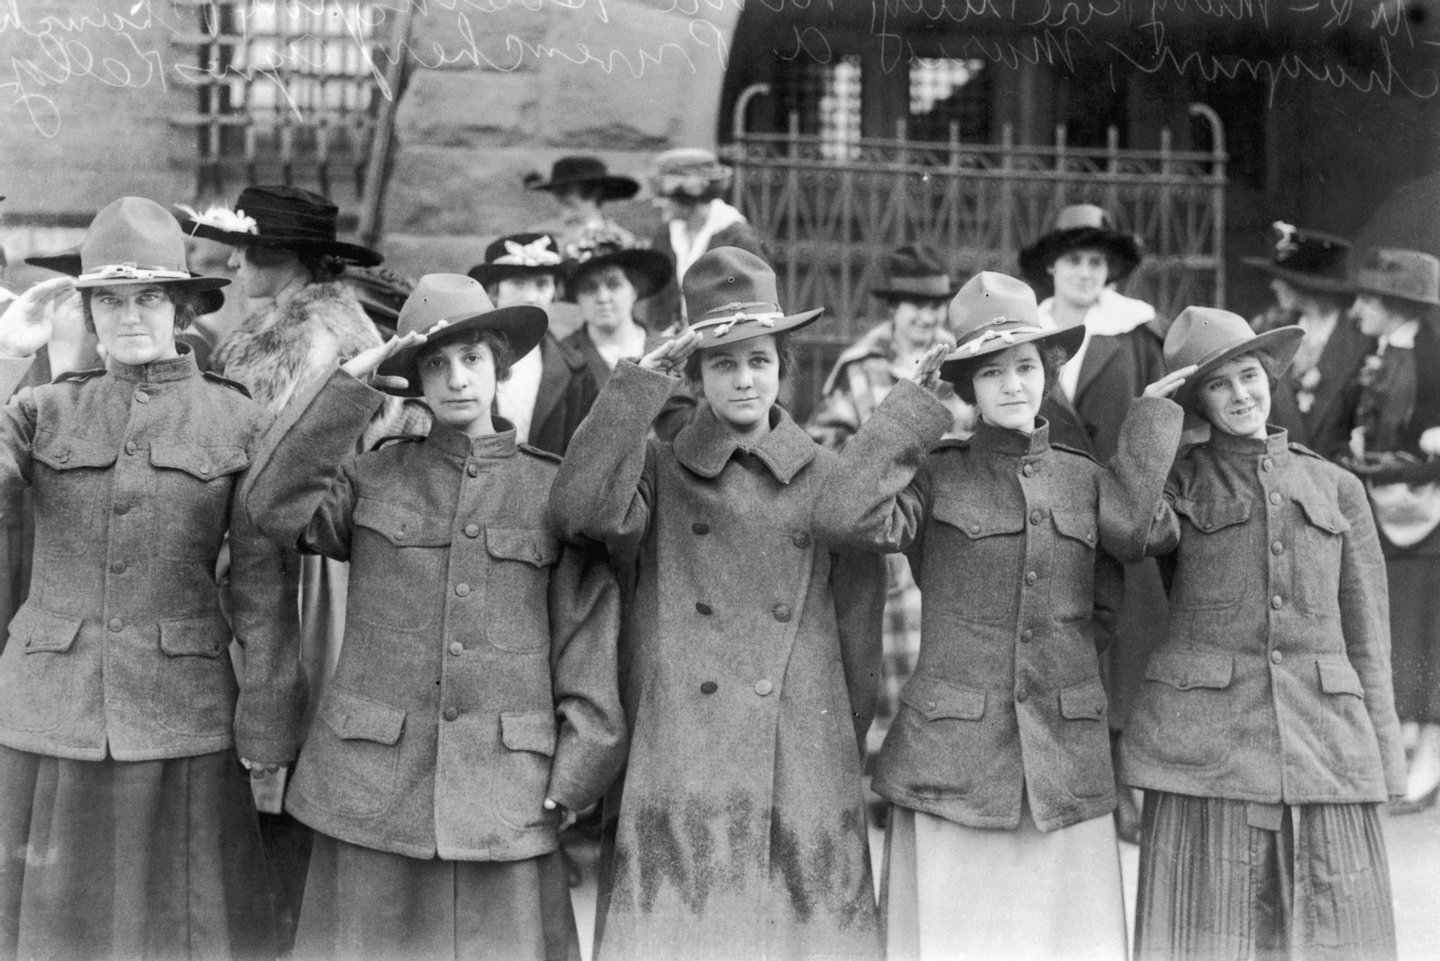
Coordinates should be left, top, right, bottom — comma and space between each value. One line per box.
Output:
609, 361, 679, 409
872, 380, 954, 449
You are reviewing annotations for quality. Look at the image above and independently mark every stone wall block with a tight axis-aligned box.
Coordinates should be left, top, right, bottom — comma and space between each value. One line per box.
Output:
395, 71, 539, 147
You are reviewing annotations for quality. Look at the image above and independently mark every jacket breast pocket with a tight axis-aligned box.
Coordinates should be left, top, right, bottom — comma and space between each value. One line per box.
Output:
147, 614, 236, 736
300, 686, 406, 819
485, 529, 561, 653
1050, 509, 1098, 622
0, 606, 82, 733
876, 675, 990, 798
150, 443, 249, 561
1130, 650, 1235, 769
493, 710, 557, 831
928, 500, 1023, 624
1170, 497, 1254, 609
30, 431, 118, 558
351, 498, 451, 633
1292, 495, 1349, 616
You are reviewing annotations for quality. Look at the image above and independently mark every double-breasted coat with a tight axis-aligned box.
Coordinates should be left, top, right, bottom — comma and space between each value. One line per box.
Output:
816, 381, 1178, 830
241, 370, 626, 860
1106, 397, 1406, 802
549, 363, 888, 961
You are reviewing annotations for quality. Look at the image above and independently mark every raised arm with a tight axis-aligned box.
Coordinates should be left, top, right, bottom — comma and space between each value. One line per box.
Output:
1096, 370, 1192, 563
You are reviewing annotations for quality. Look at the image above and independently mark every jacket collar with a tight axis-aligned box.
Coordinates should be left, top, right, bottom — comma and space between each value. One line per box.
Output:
1207, 423, 1291, 460
104, 346, 199, 386
425, 415, 519, 461
673, 402, 817, 482
971, 416, 1052, 458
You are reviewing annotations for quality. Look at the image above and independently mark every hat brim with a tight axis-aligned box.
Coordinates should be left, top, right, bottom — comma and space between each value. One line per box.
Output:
870, 282, 963, 301
1240, 257, 1354, 294
939, 322, 1086, 384
467, 262, 562, 288
528, 175, 639, 202
562, 248, 673, 302
1018, 228, 1143, 288
1171, 325, 1306, 412
179, 219, 383, 267
31, 249, 227, 314
377, 304, 549, 398
692, 308, 824, 349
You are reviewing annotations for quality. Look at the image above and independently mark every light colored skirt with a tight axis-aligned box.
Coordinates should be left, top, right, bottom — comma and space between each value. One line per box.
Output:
882, 802, 1128, 961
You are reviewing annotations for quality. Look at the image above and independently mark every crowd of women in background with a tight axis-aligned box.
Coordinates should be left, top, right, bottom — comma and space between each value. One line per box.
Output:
0, 148, 1427, 961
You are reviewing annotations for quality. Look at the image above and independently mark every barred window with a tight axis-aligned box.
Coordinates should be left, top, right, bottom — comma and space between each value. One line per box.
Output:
909, 58, 990, 143
178, 1, 385, 201
774, 55, 862, 161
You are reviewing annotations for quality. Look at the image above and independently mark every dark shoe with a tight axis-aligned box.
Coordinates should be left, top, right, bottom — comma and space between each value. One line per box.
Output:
1389, 784, 1440, 816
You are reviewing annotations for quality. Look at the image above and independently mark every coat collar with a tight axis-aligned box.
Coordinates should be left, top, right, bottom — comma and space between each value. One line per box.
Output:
970, 416, 1052, 457
105, 346, 199, 386
673, 402, 817, 482
425, 415, 519, 461
1207, 423, 1291, 460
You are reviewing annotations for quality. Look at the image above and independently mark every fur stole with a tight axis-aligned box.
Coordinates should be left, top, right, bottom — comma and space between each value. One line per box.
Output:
214, 280, 382, 415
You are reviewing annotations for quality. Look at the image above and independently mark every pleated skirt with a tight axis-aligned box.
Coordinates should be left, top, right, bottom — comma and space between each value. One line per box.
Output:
881, 803, 1128, 961
292, 833, 580, 961
1134, 791, 1396, 961
0, 745, 276, 961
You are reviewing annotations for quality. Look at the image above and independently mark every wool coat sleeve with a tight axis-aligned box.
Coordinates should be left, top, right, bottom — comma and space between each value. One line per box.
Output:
829, 548, 886, 753
810, 379, 954, 552
240, 368, 383, 555
1335, 469, 1408, 796
1097, 395, 1187, 564
549, 362, 668, 551
543, 538, 627, 811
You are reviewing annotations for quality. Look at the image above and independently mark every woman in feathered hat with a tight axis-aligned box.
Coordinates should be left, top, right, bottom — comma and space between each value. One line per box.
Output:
814, 271, 1186, 961
0, 197, 303, 959
549, 247, 890, 960
1106, 307, 1403, 959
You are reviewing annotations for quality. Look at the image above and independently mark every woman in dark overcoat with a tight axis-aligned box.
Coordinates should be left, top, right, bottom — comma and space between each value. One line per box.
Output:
549, 247, 894, 961
1106, 306, 1405, 960
0, 197, 302, 959
816, 271, 1183, 961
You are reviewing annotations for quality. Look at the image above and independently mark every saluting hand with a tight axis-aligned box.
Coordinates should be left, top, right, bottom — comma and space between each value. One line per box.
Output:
1143, 365, 1198, 399
904, 342, 951, 393
0, 276, 76, 359
638, 329, 702, 377
342, 329, 427, 391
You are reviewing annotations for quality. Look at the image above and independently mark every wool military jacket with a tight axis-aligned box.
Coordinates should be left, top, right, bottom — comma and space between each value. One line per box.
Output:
817, 380, 1179, 831
1107, 397, 1407, 803
0, 351, 301, 763
241, 369, 626, 861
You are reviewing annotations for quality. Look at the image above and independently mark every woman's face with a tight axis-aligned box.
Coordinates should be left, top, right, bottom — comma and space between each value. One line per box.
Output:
1353, 293, 1405, 339
494, 274, 557, 309
652, 194, 693, 224
891, 297, 948, 354
697, 335, 780, 441
1049, 248, 1110, 309
1197, 354, 1270, 440
418, 339, 498, 439
972, 343, 1045, 433
575, 265, 638, 333
229, 246, 304, 300
88, 283, 180, 366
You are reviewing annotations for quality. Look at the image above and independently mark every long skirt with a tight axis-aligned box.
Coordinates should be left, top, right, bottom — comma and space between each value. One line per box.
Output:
1381, 548, 1440, 724
1134, 791, 1396, 961
292, 833, 580, 961
0, 746, 276, 961
881, 802, 1127, 961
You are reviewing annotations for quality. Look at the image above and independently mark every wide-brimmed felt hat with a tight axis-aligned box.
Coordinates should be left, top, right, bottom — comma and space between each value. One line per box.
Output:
1163, 306, 1304, 412
27, 242, 226, 314
560, 225, 672, 302
1241, 222, 1352, 294
377, 274, 548, 398
650, 148, 734, 201
871, 243, 960, 301
523, 156, 639, 202
1018, 204, 1144, 289
345, 265, 415, 330
68, 197, 230, 305
176, 185, 382, 267
939, 272, 1084, 383
1353, 246, 1440, 307
683, 247, 822, 348
467, 233, 564, 288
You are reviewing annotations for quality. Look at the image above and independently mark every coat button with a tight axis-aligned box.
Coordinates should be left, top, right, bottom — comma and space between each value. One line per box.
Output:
1262, 458, 1274, 472
1022, 464, 1034, 477
692, 522, 710, 535
1270, 650, 1283, 664
464, 524, 480, 537
1024, 571, 1038, 586
110, 560, 126, 574
56, 450, 70, 463
114, 503, 129, 515
449, 641, 464, 656
1271, 595, 1283, 610
134, 390, 149, 404
792, 532, 811, 549
1021, 628, 1034, 643
754, 679, 773, 696
969, 523, 981, 534
1178, 679, 1191, 690
772, 604, 791, 622
455, 583, 471, 597
1015, 688, 1028, 703
700, 681, 718, 695
442, 707, 459, 721
1030, 510, 1043, 525
1270, 491, 1283, 505
695, 602, 713, 615
1271, 540, 1284, 555
466, 463, 480, 477
108, 618, 123, 632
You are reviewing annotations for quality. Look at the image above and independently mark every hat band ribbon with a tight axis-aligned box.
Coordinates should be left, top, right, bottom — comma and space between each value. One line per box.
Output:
78, 263, 192, 283
692, 308, 784, 338
495, 237, 561, 267
954, 324, 1048, 356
